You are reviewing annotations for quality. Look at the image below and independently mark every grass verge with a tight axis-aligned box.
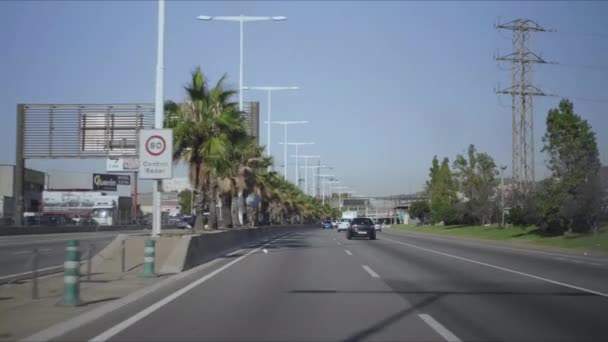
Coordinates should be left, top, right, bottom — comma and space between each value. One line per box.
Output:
392, 224, 608, 253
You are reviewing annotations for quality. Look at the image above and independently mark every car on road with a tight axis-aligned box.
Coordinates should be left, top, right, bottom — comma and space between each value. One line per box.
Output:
337, 218, 351, 232
322, 220, 333, 229
177, 216, 196, 229
347, 217, 376, 240
373, 219, 382, 231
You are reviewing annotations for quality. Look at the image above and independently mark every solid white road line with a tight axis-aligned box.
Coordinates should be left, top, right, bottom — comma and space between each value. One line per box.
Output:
11, 251, 30, 255
418, 314, 461, 342
345, 249, 353, 256
361, 265, 380, 278
384, 237, 608, 298
89, 236, 287, 342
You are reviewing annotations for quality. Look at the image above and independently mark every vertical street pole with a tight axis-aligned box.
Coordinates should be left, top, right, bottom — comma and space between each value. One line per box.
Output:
294, 146, 300, 188
267, 90, 271, 171
239, 16, 244, 112
322, 182, 325, 205
283, 125, 288, 179
501, 165, 506, 227
152, 0, 165, 237
14, 104, 25, 226
304, 159, 309, 195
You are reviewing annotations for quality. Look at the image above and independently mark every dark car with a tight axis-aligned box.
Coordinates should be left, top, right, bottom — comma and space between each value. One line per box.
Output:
322, 220, 333, 229
176, 215, 196, 229
347, 217, 376, 240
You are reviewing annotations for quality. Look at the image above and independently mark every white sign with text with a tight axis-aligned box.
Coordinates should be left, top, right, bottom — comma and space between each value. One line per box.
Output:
139, 129, 173, 179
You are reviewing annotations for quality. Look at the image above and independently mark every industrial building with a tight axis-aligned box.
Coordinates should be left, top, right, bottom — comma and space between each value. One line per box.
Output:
0, 164, 45, 219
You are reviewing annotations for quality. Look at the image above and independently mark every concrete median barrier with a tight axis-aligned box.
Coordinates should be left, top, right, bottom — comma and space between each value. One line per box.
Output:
87, 225, 308, 276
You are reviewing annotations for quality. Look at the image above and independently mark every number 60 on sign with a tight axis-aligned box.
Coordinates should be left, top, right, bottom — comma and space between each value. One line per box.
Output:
139, 129, 173, 179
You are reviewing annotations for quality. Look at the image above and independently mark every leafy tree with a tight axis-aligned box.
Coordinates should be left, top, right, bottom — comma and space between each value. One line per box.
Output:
427, 157, 459, 223
453, 144, 498, 224
178, 190, 193, 216
409, 200, 430, 223
539, 99, 602, 234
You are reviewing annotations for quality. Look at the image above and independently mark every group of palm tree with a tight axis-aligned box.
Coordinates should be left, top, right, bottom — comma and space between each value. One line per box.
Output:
164, 67, 340, 231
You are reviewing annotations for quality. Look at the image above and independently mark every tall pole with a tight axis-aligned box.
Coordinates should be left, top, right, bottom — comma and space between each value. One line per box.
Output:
304, 158, 308, 194
294, 145, 299, 186
283, 125, 287, 179
501, 165, 507, 226
267, 90, 271, 171
239, 16, 244, 112
152, 0, 165, 237
322, 182, 325, 205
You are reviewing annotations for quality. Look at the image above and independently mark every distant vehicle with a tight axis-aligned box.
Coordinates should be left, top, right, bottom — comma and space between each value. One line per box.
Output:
322, 220, 333, 229
342, 210, 358, 220
373, 219, 382, 231
337, 218, 351, 232
332, 220, 339, 228
346, 217, 376, 240
177, 216, 196, 229
39, 213, 72, 226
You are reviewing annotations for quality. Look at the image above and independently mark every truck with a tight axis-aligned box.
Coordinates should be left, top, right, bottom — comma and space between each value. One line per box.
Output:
42, 191, 132, 226
341, 210, 358, 220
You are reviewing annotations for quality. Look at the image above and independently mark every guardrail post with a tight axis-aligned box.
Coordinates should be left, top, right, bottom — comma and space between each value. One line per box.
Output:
142, 240, 157, 277
121, 239, 126, 273
31, 248, 39, 300
63, 240, 80, 306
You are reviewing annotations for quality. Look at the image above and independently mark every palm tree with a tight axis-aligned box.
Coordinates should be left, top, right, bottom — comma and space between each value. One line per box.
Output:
168, 67, 247, 231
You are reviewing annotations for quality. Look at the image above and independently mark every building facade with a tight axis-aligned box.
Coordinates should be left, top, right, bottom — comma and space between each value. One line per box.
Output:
0, 165, 45, 217
242, 101, 260, 144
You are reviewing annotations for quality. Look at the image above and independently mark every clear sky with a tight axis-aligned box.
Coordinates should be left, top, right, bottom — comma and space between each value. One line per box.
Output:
1, 1, 607, 196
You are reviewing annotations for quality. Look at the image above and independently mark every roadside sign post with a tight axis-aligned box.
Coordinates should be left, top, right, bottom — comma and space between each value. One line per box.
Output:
139, 129, 172, 237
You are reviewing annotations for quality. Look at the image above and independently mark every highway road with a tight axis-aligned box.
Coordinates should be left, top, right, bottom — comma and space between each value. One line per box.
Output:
0, 230, 149, 281
44, 227, 608, 341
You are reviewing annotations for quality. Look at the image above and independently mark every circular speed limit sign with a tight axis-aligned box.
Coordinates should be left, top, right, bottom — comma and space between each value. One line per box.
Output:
145, 135, 167, 156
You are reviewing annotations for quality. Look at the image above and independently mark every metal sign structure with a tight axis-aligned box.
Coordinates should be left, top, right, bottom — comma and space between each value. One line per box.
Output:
13, 103, 154, 225
139, 129, 173, 179
21, 104, 153, 159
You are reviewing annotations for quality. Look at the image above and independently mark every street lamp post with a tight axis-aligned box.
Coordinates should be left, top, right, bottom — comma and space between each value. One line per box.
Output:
197, 15, 287, 112
333, 186, 349, 208
279, 142, 314, 185
266, 121, 307, 179
324, 180, 340, 207
151, 0, 166, 237
318, 175, 335, 205
243, 86, 299, 170
301, 165, 332, 197
293, 156, 320, 194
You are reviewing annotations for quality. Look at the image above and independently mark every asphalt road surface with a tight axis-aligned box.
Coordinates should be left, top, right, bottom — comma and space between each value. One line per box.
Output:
52, 227, 608, 341
0, 230, 148, 281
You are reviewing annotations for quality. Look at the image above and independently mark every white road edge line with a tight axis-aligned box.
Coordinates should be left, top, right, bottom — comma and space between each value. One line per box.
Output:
361, 265, 380, 278
11, 251, 30, 255
88, 235, 287, 342
418, 314, 461, 342
384, 237, 608, 298
345, 249, 353, 256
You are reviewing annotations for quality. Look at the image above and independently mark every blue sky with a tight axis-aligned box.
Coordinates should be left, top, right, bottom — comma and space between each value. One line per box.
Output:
1, 1, 607, 196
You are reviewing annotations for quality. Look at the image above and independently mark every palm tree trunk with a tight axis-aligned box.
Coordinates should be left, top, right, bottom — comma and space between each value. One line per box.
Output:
206, 179, 218, 230
261, 198, 270, 226
193, 189, 206, 232
231, 194, 240, 228
219, 194, 232, 229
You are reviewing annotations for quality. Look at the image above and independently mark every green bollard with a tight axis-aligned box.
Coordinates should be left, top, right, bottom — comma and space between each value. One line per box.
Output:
63, 240, 81, 306
142, 240, 157, 277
